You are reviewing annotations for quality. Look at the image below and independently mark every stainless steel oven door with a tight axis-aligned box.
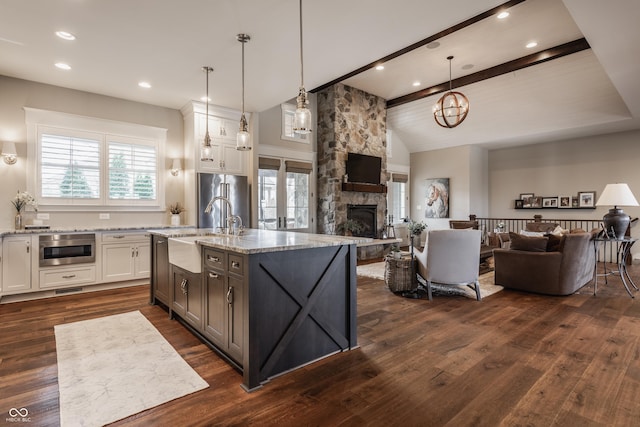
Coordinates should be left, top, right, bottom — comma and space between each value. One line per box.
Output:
39, 233, 96, 267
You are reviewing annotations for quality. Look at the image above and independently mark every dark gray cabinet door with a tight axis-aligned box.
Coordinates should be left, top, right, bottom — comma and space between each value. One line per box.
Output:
152, 235, 170, 305
172, 266, 203, 329
204, 267, 226, 349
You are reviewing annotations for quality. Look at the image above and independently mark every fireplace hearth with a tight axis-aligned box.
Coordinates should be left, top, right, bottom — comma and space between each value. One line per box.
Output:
347, 204, 377, 238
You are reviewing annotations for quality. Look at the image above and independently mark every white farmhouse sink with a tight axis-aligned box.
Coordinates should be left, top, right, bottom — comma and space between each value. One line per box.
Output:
168, 236, 202, 273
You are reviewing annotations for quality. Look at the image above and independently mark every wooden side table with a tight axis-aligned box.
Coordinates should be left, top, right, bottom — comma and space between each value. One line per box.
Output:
384, 254, 418, 292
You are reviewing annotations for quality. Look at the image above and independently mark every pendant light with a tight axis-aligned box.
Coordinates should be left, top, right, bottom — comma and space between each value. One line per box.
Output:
200, 66, 214, 161
433, 56, 469, 128
293, 0, 312, 134
236, 33, 251, 151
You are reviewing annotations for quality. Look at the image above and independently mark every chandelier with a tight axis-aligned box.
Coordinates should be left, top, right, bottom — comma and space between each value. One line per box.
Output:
433, 56, 469, 128
200, 66, 214, 161
236, 33, 251, 151
293, 0, 312, 134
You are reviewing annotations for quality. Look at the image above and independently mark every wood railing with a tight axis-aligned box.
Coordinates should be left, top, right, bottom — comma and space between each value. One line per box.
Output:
468, 214, 631, 264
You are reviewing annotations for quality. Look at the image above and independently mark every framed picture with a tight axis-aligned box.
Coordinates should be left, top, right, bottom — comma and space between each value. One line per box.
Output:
530, 196, 542, 208
571, 197, 579, 208
520, 193, 534, 208
515, 199, 524, 209
424, 178, 449, 218
542, 197, 558, 208
559, 196, 571, 208
578, 191, 596, 208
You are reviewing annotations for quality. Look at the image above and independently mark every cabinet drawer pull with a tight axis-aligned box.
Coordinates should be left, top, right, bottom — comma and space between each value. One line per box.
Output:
180, 278, 188, 295
112, 235, 126, 239
208, 255, 220, 262
231, 261, 240, 269
157, 239, 166, 244
226, 287, 233, 304
62, 274, 76, 279
208, 272, 219, 279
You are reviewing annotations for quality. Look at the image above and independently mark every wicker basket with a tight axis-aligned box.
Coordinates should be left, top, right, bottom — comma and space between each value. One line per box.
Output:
384, 255, 418, 292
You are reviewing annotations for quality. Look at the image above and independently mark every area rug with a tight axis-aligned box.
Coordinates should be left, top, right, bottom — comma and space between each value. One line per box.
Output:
55, 310, 209, 427
357, 261, 503, 299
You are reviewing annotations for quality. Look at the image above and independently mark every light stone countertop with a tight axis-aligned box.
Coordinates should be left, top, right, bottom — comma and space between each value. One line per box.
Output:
148, 228, 371, 254
0, 225, 188, 237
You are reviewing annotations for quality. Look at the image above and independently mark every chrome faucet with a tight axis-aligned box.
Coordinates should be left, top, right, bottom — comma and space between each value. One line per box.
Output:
204, 196, 242, 235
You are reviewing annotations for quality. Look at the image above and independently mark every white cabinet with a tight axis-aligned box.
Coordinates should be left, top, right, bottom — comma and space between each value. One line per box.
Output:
2, 235, 34, 294
195, 113, 247, 175
101, 232, 150, 282
183, 102, 249, 176
40, 265, 96, 289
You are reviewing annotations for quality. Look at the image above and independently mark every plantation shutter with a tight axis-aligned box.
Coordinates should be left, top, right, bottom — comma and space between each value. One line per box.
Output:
40, 133, 101, 199
108, 142, 157, 200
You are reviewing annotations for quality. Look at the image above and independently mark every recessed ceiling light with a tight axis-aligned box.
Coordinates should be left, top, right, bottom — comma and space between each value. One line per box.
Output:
462, 64, 474, 70
426, 41, 440, 49
55, 62, 71, 70
526, 41, 538, 49
412, 81, 421, 87
497, 11, 509, 19
55, 31, 76, 41
138, 81, 151, 89
375, 65, 384, 71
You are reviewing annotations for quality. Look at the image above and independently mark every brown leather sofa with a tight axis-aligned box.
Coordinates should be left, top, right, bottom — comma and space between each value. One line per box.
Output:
493, 230, 596, 296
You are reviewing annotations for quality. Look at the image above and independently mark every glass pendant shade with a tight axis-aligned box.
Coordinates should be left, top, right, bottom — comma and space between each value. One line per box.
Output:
236, 113, 251, 151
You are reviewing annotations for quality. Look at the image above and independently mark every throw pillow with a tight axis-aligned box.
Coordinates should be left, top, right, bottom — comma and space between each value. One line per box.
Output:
509, 232, 549, 252
546, 234, 565, 252
519, 230, 545, 237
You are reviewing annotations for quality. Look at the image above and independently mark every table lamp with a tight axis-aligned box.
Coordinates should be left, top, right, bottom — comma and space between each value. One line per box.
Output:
595, 183, 639, 239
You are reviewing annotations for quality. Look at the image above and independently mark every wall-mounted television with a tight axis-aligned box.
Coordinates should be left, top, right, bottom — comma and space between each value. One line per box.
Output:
346, 153, 381, 185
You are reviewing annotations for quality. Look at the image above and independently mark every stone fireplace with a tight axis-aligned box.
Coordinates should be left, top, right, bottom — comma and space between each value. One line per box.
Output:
316, 84, 387, 237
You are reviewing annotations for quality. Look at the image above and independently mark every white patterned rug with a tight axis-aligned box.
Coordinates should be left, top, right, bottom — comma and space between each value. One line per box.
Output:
357, 261, 503, 299
55, 311, 208, 427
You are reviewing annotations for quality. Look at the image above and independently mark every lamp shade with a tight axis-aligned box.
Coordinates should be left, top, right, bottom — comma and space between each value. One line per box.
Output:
596, 183, 639, 207
1, 142, 17, 165
596, 183, 638, 239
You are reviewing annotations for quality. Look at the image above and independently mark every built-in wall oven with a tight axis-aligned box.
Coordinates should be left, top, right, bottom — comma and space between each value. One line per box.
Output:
39, 233, 96, 267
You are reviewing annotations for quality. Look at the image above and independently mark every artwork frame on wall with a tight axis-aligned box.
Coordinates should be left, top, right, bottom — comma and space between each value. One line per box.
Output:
520, 193, 534, 208
424, 178, 450, 218
578, 191, 596, 208
559, 196, 571, 208
542, 197, 559, 208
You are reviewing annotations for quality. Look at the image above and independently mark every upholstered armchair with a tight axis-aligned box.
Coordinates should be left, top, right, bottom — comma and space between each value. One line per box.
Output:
414, 229, 482, 301
493, 230, 596, 295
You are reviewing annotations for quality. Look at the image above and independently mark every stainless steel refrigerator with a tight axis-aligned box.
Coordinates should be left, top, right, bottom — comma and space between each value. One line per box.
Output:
197, 173, 250, 230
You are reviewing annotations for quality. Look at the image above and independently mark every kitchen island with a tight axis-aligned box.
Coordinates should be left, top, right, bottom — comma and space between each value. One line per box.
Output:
148, 228, 366, 391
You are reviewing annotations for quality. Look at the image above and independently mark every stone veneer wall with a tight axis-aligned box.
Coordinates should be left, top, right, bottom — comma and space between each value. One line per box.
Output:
317, 83, 387, 236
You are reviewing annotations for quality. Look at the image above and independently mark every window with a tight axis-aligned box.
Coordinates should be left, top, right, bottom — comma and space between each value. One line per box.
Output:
281, 103, 309, 143
26, 108, 166, 209
389, 173, 408, 223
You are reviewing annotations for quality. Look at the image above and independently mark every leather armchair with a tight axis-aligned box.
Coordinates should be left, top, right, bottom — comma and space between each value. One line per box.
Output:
493, 231, 595, 296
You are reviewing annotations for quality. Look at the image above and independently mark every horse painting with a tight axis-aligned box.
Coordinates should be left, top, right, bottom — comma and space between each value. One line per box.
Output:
424, 178, 449, 218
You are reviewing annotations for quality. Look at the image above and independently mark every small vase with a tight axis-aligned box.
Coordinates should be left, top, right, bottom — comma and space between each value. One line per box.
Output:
15, 212, 23, 230
171, 214, 180, 226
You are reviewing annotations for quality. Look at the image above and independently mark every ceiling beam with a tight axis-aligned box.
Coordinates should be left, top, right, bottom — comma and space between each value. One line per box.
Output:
310, 0, 526, 94
386, 38, 590, 108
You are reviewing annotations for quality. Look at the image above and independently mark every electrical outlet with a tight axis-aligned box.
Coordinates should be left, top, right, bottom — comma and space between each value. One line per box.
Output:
36, 213, 50, 220
99, 213, 110, 220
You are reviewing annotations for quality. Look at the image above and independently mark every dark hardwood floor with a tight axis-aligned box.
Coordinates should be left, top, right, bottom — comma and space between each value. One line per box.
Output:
1, 263, 640, 426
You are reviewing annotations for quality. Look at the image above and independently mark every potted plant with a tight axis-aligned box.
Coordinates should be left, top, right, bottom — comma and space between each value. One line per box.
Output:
169, 202, 185, 226
340, 219, 364, 236
11, 190, 38, 230
390, 244, 402, 259
407, 219, 427, 236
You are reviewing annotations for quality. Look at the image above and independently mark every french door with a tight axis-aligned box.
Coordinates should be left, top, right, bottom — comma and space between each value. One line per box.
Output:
258, 157, 312, 232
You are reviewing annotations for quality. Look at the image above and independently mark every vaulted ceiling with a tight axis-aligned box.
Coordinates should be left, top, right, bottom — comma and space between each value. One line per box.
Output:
1, 0, 639, 152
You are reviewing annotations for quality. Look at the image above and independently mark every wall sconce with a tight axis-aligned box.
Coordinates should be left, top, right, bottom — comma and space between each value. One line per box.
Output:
2, 142, 17, 165
170, 158, 182, 176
